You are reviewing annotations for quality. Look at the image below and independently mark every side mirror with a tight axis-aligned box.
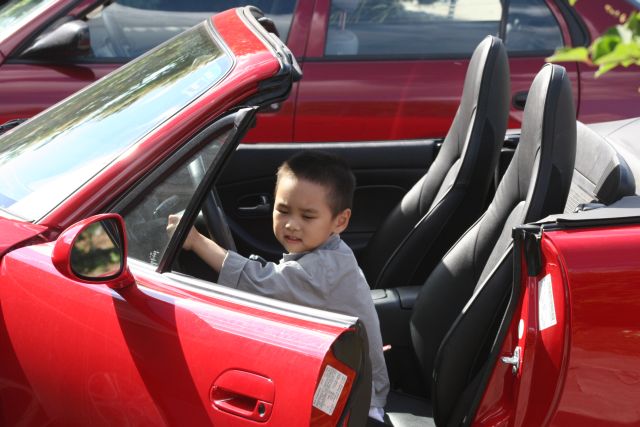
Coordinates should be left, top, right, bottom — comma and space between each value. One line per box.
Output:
20, 20, 91, 60
52, 213, 135, 289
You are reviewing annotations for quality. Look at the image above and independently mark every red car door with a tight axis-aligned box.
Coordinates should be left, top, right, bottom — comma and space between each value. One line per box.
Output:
0, 214, 363, 425
474, 215, 640, 426
294, 0, 580, 142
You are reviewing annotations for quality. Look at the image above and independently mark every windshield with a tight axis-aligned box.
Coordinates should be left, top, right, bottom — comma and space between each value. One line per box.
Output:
0, 0, 58, 44
0, 22, 233, 221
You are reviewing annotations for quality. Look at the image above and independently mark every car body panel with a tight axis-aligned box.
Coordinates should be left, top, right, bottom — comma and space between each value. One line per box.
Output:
543, 225, 640, 425
0, 216, 48, 254
0, 240, 349, 425
475, 219, 640, 426
295, 56, 581, 142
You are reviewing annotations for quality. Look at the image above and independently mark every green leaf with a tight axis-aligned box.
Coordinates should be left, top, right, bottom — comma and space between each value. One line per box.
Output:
594, 42, 640, 65
546, 47, 590, 63
625, 11, 640, 35
595, 61, 619, 77
591, 34, 621, 61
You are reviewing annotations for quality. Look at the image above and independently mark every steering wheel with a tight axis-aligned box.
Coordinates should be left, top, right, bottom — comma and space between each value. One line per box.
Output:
202, 189, 237, 252
155, 191, 236, 254
101, 6, 131, 58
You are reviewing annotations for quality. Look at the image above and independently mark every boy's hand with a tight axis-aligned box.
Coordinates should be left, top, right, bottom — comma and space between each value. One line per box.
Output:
166, 213, 226, 272
166, 214, 199, 251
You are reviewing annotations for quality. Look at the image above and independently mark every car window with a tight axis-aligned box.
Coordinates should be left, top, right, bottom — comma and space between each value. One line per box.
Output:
505, 0, 563, 53
121, 131, 228, 265
0, 0, 57, 44
83, 0, 297, 60
0, 23, 232, 221
325, 0, 562, 57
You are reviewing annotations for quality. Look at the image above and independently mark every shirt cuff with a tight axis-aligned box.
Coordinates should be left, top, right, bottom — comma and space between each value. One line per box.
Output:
368, 406, 385, 422
218, 250, 248, 288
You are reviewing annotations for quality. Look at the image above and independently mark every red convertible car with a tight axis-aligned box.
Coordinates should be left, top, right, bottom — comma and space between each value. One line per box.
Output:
1, 5, 640, 427
0, 0, 638, 143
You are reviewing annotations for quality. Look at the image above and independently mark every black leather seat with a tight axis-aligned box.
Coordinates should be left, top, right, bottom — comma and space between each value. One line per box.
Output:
564, 121, 635, 213
384, 63, 577, 425
360, 35, 510, 290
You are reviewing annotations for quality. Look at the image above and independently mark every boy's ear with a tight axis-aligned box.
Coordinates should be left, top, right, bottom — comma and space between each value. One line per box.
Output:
333, 208, 351, 234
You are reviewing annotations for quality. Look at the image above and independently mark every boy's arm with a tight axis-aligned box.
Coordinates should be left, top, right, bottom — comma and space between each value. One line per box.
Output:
189, 230, 227, 272
167, 214, 227, 272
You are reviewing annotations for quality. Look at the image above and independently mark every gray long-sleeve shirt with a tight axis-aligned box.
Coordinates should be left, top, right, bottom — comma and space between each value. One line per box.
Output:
218, 234, 390, 408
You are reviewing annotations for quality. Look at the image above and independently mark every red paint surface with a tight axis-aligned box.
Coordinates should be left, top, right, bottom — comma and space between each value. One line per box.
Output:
476, 224, 640, 426
0, 241, 349, 425
0, 216, 48, 255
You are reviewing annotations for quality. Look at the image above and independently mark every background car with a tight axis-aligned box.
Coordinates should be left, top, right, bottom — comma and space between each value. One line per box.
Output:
0, 0, 638, 143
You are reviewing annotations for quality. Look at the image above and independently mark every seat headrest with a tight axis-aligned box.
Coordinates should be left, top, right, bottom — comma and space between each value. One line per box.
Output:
516, 63, 576, 220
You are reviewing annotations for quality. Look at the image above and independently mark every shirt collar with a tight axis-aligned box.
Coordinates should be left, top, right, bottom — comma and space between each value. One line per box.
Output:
282, 234, 341, 261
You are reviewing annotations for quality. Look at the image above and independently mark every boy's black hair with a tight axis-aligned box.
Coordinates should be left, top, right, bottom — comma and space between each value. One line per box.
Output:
276, 150, 355, 216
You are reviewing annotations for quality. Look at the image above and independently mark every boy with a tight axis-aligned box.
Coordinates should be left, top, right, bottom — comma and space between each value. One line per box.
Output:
167, 150, 389, 421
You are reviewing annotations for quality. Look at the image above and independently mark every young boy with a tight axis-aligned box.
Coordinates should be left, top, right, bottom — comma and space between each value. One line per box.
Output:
167, 150, 389, 421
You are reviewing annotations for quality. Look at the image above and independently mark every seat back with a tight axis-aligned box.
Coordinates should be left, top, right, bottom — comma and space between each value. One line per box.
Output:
361, 35, 510, 289
564, 121, 635, 213
326, 0, 360, 55
408, 64, 576, 425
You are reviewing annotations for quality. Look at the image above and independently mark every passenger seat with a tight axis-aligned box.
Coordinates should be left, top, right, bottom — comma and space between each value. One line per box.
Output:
564, 122, 635, 213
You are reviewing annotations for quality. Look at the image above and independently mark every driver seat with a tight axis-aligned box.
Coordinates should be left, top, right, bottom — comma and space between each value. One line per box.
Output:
360, 35, 510, 290
385, 63, 577, 425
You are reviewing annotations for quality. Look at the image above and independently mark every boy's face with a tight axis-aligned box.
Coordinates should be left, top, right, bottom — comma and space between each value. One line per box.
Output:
273, 174, 350, 254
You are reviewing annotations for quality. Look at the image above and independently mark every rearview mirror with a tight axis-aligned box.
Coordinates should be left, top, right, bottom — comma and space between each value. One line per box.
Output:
20, 20, 91, 60
53, 214, 135, 289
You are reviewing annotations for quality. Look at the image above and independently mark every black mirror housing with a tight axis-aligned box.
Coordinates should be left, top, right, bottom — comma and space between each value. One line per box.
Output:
20, 20, 91, 60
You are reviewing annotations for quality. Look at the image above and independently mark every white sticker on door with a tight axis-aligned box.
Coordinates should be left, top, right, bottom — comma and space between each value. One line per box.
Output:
312, 365, 347, 416
538, 274, 557, 331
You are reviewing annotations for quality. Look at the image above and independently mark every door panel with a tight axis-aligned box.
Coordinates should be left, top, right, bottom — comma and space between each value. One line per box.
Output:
217, 141, 436, 261
507, 57, 579, 127
295, 59, 464, 141
294, 0, 571, 142
0, 63, 115, 123
0, 243, 344, 425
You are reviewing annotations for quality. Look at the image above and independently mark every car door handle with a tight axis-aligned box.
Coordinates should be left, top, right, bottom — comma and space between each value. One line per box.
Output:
512, 91, 528, 110
211, 370, 274, 421
237, 194, 271, 216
